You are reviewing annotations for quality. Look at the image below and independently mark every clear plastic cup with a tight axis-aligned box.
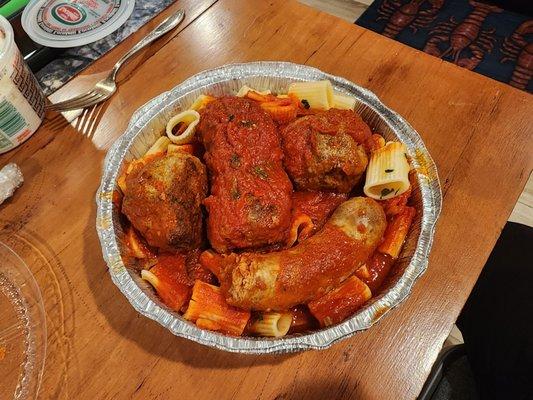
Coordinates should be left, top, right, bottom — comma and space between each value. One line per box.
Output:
0, 14, 45, 154
0, 241, 46, 399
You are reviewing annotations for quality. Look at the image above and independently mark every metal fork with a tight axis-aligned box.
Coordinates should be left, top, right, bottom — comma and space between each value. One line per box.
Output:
46, 10, 185, 112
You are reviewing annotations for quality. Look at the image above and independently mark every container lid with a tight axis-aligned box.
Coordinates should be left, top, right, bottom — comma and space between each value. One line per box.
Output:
21, 0, 135, 48
0, 14, 14, 64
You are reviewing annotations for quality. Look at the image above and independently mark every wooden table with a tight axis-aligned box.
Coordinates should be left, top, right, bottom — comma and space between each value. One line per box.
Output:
1, 1, 531, 399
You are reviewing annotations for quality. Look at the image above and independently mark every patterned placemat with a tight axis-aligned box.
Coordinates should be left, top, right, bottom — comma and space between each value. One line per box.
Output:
356, 0, 532, 93
36, 0, 174, 96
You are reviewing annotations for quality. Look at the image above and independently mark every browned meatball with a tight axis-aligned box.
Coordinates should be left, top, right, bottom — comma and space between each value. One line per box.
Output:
197, 97, 293, 253
122, 152, 207, 251
280, 109, 371, 193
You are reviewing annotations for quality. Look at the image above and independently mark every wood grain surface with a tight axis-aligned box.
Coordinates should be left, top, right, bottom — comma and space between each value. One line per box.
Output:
1, 0, 531, 399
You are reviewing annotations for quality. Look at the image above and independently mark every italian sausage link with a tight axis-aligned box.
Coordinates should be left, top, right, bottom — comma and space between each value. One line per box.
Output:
201, 197, 387, 311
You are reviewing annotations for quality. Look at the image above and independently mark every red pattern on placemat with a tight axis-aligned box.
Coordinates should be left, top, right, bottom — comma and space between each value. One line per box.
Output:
377, 0, 445, 39
501, 20, 533, 90
423, 1, 502, 70
356, 0, 533, 93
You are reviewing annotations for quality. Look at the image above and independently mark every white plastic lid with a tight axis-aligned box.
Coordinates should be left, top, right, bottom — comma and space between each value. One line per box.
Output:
22, 0, 135, 48
0, 25, 5, 55
0, 14, 13, 59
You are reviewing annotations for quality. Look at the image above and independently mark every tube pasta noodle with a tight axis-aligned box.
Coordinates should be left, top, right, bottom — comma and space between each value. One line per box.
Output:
167, 144, 194, 155
184, 280, 250, 335
287, 214, 314, 247
126, 226, 153, 259
145, 136, 171, 156
288, 80, 333, 110
355, 264, 371, 280
236, 85, 271, 97
259, 102, 298, 124
378, 206, 415, 259
117, 172, 128, 193
189, 94, 215, 111
141, 261, 190, 312
332, 93, 357, 110
248, 312, 292, 337
364, 141, 411, 200
243, 90, 298, 123
166, 110, 200, 144
308, 275, 372, 327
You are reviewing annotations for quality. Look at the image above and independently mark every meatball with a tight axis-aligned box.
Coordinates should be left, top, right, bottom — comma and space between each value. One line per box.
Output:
122, 152, 207, 252
280, 109, 371, 193
197, 97, 293, 253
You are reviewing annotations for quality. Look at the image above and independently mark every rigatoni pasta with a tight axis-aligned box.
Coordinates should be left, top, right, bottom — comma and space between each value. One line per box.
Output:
184, 280, 250, 336
166, 110, 200, 144
308, 276, 372, 327
167, 143, 194, 155
125, 226, 153, 259
144, 136, 170, 156
286, 214, 314, 247
248, 312, 292, 337
332, 93, 357, 110
236, 85, 271, 97
141, 254, 191, 312
288, 80, 333, 110
378, 206, 416, 258
189, 94, 215, 111
364, 141, 411, 200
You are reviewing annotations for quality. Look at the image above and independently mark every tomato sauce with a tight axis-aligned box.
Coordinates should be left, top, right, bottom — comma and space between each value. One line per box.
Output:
361, 252, 395, 293
291, 191, 348, 236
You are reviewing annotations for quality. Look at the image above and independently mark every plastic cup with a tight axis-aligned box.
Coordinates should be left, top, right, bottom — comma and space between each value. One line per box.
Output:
0, 242, 47, 399
0, 14, 45, 154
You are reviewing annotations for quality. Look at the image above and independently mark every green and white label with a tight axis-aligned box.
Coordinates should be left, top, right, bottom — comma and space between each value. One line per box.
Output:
51, 3, 88, 26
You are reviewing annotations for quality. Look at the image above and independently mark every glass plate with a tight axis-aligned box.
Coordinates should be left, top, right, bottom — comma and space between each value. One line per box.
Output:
0, 241, 46, 399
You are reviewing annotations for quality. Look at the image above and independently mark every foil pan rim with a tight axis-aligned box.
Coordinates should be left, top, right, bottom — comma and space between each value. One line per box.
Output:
96, 61, 442, 354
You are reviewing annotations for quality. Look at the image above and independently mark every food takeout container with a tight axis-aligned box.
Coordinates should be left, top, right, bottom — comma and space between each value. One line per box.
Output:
96, 62, 442, 354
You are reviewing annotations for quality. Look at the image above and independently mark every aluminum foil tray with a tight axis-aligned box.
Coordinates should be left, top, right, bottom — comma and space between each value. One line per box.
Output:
96, 61, 442, 354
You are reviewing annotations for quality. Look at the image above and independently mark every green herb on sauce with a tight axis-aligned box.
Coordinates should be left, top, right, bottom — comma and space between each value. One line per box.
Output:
301, 99, 310, 109
385, 169, 394, 173
230, 187, 241, 200
230, 153, 241, 168
228, 114, 235, 121
252, 166, 268, 180
380, 188, 395, 199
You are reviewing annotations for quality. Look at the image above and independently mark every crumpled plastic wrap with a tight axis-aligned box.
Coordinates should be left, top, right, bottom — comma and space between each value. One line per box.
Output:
0, 163, 23, 204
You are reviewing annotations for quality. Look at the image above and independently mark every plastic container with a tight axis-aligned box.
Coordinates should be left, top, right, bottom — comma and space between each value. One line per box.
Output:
0, 241, 47, 399
22, 0, 136, 48
0, 14, 45, 155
